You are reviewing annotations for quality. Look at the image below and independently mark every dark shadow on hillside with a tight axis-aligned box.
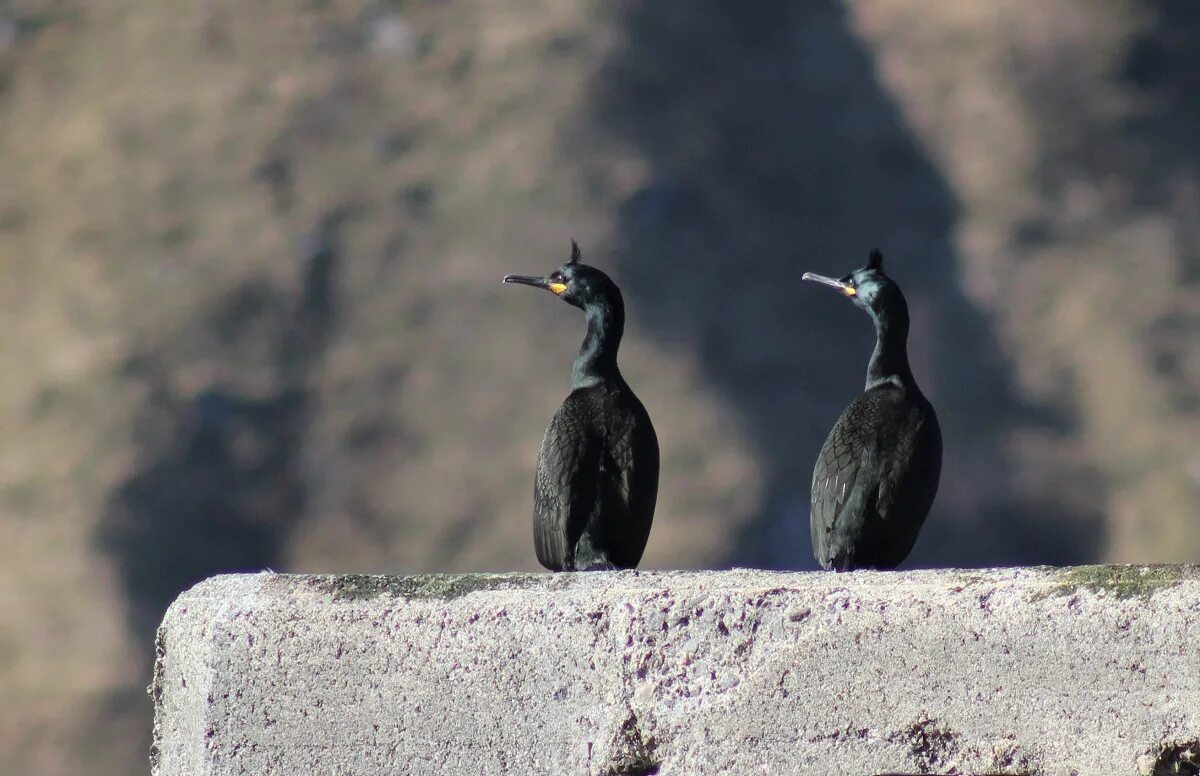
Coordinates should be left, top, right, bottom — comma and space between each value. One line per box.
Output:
587, 2, 1105, 568
95, 210, 350, 652
1118, 0, 1200, 283
1125, 2, 1200, 425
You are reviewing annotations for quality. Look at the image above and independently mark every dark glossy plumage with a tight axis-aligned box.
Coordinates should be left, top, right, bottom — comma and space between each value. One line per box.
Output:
533, 382, 658, 570
504, 242, 659, 571
810, 384, 941, 570
804, 250, 942, 571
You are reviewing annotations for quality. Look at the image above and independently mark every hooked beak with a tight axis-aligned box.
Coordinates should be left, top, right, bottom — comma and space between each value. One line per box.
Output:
802, 272, 857, 297
503, 274, 568, 295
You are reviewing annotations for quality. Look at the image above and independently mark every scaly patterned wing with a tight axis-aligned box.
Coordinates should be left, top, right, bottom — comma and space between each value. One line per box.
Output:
809, 389, 890, 568
877, 399, 942, 526
532, 392, 601, 571
604, 395, 660, 569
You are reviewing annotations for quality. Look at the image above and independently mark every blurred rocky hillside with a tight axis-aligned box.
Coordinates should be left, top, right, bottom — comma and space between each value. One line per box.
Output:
0, 0, 1196, 772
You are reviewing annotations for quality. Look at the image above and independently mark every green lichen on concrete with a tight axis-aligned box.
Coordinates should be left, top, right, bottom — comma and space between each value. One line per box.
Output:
314, 573, 540, 601
947, 572, 989, 591
1033, 565, 1183, 602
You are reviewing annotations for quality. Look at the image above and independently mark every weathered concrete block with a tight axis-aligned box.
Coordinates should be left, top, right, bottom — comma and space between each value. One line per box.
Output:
152, 567, 1200, 775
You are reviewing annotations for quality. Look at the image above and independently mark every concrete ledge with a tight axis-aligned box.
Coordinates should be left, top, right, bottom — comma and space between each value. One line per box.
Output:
152, 567, 1200, 775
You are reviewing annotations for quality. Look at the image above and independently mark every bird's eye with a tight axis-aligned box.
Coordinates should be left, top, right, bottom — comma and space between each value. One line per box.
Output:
550, 273, 565, 283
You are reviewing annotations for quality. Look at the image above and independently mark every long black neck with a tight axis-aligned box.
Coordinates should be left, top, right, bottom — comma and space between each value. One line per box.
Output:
865, 294, 917, 392
572, 294, 625, 389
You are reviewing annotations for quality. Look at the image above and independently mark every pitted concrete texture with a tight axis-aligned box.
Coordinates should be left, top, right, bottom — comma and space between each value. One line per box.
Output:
152, 567, 1200, 776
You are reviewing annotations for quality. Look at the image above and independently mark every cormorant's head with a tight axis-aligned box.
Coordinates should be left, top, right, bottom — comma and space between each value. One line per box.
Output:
502, 240, 621, 311
802, 249, 902, 315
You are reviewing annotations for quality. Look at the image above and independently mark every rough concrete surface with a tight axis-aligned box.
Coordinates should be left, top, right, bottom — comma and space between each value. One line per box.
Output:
152, 567, 1200, 775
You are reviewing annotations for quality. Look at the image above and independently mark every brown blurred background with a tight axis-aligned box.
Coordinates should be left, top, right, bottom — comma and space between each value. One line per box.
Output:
0, 0, 1198, 772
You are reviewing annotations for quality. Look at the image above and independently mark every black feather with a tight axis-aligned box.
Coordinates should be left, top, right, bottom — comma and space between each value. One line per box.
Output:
811, 385, 940, 570
534, 384, 658, 571
807, 253, 940, 571
509, 251, 658, 571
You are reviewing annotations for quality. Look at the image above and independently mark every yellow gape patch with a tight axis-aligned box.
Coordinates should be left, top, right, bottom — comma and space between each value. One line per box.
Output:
549, 282, 568, 295
843, 286, 857, 297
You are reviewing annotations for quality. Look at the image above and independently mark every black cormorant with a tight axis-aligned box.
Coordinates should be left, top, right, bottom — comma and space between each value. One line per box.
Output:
802, 249, 942, 571
503, 241, 659, 571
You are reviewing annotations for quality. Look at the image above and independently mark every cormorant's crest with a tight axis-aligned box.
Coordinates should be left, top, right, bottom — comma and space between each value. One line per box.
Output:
568, 239, 582, 265
867, 249, 884, 272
